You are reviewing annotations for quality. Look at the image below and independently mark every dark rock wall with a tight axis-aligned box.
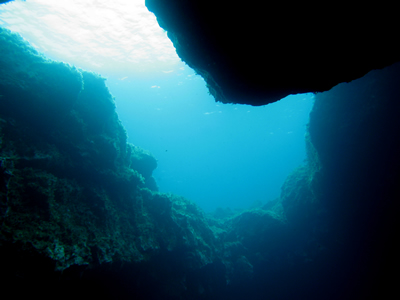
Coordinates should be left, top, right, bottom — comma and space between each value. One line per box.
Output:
145, 0, 400, 105
1, 22, 399, 299
276, 63, 400, 299
207, 63, 400, 299
306, 63, 400, 298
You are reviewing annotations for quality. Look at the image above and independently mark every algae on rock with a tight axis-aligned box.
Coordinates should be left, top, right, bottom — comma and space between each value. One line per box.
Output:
0, 27, 219, 276
4, 22, 395, 299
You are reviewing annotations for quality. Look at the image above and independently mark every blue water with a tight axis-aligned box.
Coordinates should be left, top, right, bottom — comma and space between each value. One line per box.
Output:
0, 0, 314, 212
105, 69, 314, 212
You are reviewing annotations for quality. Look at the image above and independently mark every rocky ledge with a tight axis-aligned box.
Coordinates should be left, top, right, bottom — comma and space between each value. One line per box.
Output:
145, 0, 400, 105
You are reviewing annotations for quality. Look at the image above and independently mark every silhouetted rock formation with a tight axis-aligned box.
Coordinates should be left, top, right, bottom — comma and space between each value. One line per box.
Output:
146, 0, 400, 105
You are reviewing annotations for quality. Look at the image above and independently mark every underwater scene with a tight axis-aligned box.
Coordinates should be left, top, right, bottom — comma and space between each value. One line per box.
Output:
0, 1, 398, 299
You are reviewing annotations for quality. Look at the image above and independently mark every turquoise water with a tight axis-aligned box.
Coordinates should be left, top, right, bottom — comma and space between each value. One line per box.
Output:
107, 71, 314, 212
0, 0, 314, 212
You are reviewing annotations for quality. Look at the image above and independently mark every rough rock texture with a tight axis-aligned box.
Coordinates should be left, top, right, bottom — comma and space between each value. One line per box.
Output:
0, 27, 294, 299
0, 28, 221, 298
145, 0, 400, 105
1, 25, 399, 299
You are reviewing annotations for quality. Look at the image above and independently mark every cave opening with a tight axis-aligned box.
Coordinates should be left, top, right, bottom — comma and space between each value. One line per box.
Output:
1, 1, 399, 299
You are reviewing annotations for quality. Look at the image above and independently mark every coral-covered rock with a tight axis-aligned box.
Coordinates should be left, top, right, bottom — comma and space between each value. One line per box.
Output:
0, 28, 221, 298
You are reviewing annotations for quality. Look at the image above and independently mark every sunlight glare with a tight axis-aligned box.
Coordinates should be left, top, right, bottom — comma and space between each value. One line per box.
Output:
0, 0, 179, 73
